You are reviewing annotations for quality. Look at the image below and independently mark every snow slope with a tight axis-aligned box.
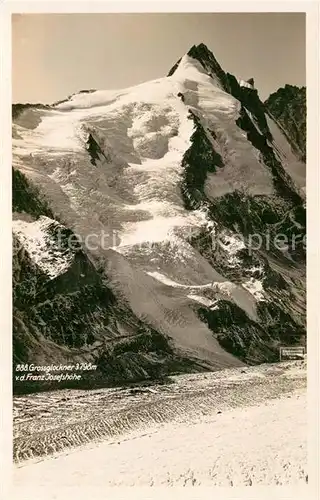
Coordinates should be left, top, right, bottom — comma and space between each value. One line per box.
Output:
19, 391, 304, 488
13, 216, 74, 279
13, 363, 307, 493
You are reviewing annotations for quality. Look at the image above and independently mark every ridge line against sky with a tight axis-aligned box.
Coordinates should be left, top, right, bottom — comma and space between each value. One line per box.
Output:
12, 13, 306, 104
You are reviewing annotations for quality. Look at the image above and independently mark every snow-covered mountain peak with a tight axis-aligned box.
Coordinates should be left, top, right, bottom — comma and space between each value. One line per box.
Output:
12, 43, 306, 379
168, 43, 226, 88
13, 57, 277, 256
169, 54, 225, 91
187, 43, 224, 71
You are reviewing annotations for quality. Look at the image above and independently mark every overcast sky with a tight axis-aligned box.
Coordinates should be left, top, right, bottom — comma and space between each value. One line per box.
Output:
12, 13, 305, 104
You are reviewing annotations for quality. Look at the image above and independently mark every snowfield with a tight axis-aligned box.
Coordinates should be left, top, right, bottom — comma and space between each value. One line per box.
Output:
14, 392, 306, 491
13, 362, 307, 496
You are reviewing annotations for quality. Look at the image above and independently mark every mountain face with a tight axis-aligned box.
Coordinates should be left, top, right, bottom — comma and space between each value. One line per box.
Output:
13, 173, 204, 394
264, 84, 306, 162
12, 43, 306, 392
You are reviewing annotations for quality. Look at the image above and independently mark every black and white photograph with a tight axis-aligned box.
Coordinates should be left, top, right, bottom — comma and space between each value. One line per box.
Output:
3, 7, 317, 498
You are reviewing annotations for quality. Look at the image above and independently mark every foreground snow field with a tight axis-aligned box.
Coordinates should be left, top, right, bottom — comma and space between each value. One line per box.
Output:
13, 361, 307, 496
14, 391, 306, 493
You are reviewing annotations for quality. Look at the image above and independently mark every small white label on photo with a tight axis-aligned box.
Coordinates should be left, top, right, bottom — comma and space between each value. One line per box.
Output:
279, 346, 305, 361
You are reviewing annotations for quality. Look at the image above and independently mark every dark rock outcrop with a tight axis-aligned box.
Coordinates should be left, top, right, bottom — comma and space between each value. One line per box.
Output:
12, 103, 50, 120
264, 85, 306, 162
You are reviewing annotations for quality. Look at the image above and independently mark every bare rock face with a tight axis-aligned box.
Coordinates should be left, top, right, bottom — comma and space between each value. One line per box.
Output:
264, 84, 306, 162
12, 43, 306, 392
